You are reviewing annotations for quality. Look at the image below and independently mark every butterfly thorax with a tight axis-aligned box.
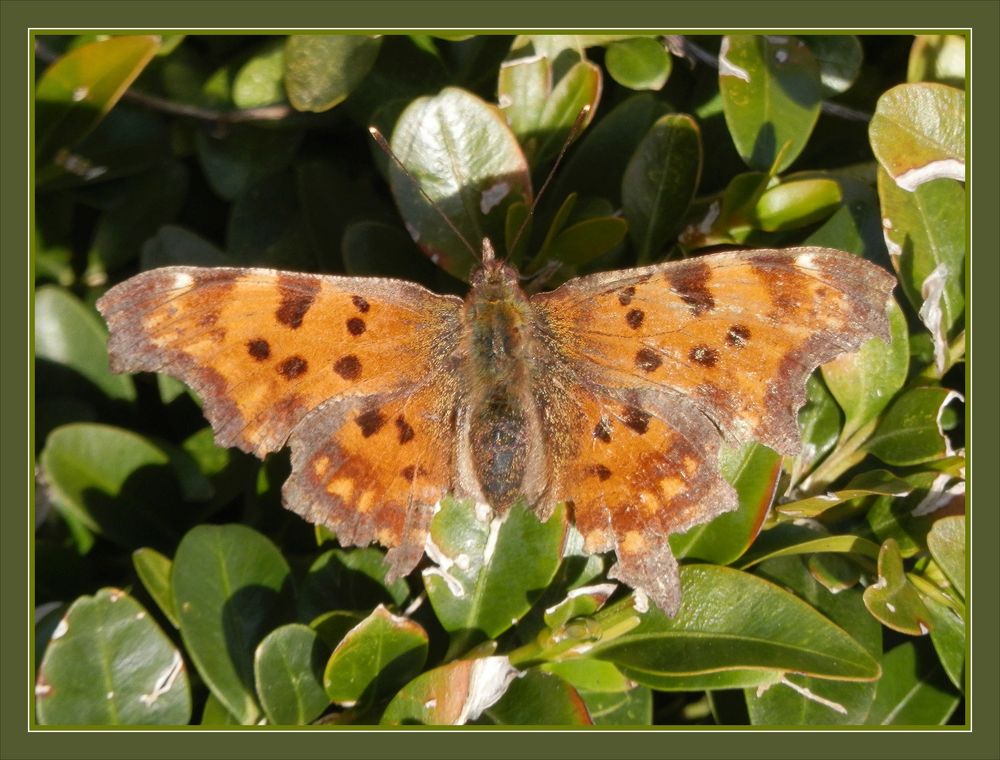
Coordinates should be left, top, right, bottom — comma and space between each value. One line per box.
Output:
461, 261, 541, 512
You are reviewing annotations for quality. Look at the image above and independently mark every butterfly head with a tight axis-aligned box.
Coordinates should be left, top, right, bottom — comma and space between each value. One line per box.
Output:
469, 238, 524, 302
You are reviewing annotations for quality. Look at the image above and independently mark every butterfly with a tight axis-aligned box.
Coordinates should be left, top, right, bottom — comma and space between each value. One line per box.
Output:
97, 241, 894, 614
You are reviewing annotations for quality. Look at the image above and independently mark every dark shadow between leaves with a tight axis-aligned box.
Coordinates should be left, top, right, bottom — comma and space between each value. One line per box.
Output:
221, 579, 296, 700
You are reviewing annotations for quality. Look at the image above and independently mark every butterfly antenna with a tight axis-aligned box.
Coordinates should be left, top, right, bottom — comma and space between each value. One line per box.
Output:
507, 104, 592, 258
368, 126, 480, 260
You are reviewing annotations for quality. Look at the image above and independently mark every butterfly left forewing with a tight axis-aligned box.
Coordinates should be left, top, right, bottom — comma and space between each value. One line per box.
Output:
99, 266, 464, 576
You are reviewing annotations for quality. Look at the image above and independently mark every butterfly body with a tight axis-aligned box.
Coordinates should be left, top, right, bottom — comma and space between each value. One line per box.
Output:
98, 246, 895, 614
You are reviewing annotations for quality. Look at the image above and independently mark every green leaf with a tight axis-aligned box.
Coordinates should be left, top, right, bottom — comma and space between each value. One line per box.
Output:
923, 594, 965, 690
381, 657, 520, 725
592, 565, 880, 686
543, 583, 617, 631
40, 423, 209, 548
36, 35, 160, 167
778, 469, 913, 519
309, 610, 365, 650
477, 670, 592, 725
196, 126, 303, 202
788, 375, 841, 488
284, 35, 382, 112
254, 624, 330, 725
719, 35, 822, 172
531, 60, 602, 166
36, 588, 190, 725
870, 84, 965, 191
132, 548, 178, 628
341, 220, 437, 280
926, 515, 965, 598
323, 605, 428, 708
862, 538, 932, 636
544, 216, 628, 268
752, 178, 842, 232
865, 386, 963, 466
877, 169, 965, 373
140, 224, 233, 269
866, 641, 959, 725
35, 286, 136, 402
298, 547, 410, 622
672, 443, 780, 565
546, 93, 670, 211
866, 470, 964, 558
172, 524, 293, 724
907, 35, 965, 87
85, 162, 189, 280
423, 500, 566, 656
389, 87, 532, 280
542, 658, 632, 693
822, 298, 908, 441
745, 556, 882, 725
497, 54, 552, 142
232, 38, 286, 109
739, 530, 881, 570
579, 685, 652, 725
605, 37, 671, 91
800, 35, 863, 96
622, 113, 702, 262
200, 692, 240, 725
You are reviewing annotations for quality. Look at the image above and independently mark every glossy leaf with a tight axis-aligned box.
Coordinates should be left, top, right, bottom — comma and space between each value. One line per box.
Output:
389, 87, 532, 280
778, 469, 913, 519
172, 524, 293, 724
140, 224, 233, 269
866, 641, 959, 724
752, 178, 842, 232
85, 162, 189, 280
36, 35, 160, 167
605, 37, 671, 91
580, 685, 652, 725
866, 470, 965, 558
200, 692, 240, 725
132, 548, 178, 628
877, 168, 964, 370
323, 606, 428, 707
740, 531, 880, 570
40, 423, 210, 548
254, 624, 330, 725
542, 658, 632, 693
310, 610, 366, 650
622, 113, 702, 262
477, 670, 592, 725
788, 375, 842, 488
543, 583, 617, 631
544, 216, 628, 268
592, 565, 880, 685
865, 387, 962, 466
531, 60, 602, 165
497, 54, 552, 143
923, 595, 965, 690
380, 656, 519, 725
546, 93, 670, 210
285, 35, 382, 112
232, 38, 286, 109
298, 547, 410, 622
822, 298, 908, 441
36, 588, 190, 725
862, 539, 932, 636
35, 286, 136, 402
341, 220, 438, 280
719, 35, 822, 172
195, 126, 304, 202
745, 557, 882, 724
926, 515, 965, 598
423, 499, 566, 655
800, 35, 863, 96
672, 443, 780, 565
870, 84, 965, 191
907, 35, 965, 87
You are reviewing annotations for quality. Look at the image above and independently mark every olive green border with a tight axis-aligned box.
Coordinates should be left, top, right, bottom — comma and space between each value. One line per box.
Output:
3, 1, 998, 758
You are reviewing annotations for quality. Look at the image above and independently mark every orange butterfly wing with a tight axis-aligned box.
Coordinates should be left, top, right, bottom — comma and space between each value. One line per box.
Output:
531, 247, 895, 611
98, 266, 463, 576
